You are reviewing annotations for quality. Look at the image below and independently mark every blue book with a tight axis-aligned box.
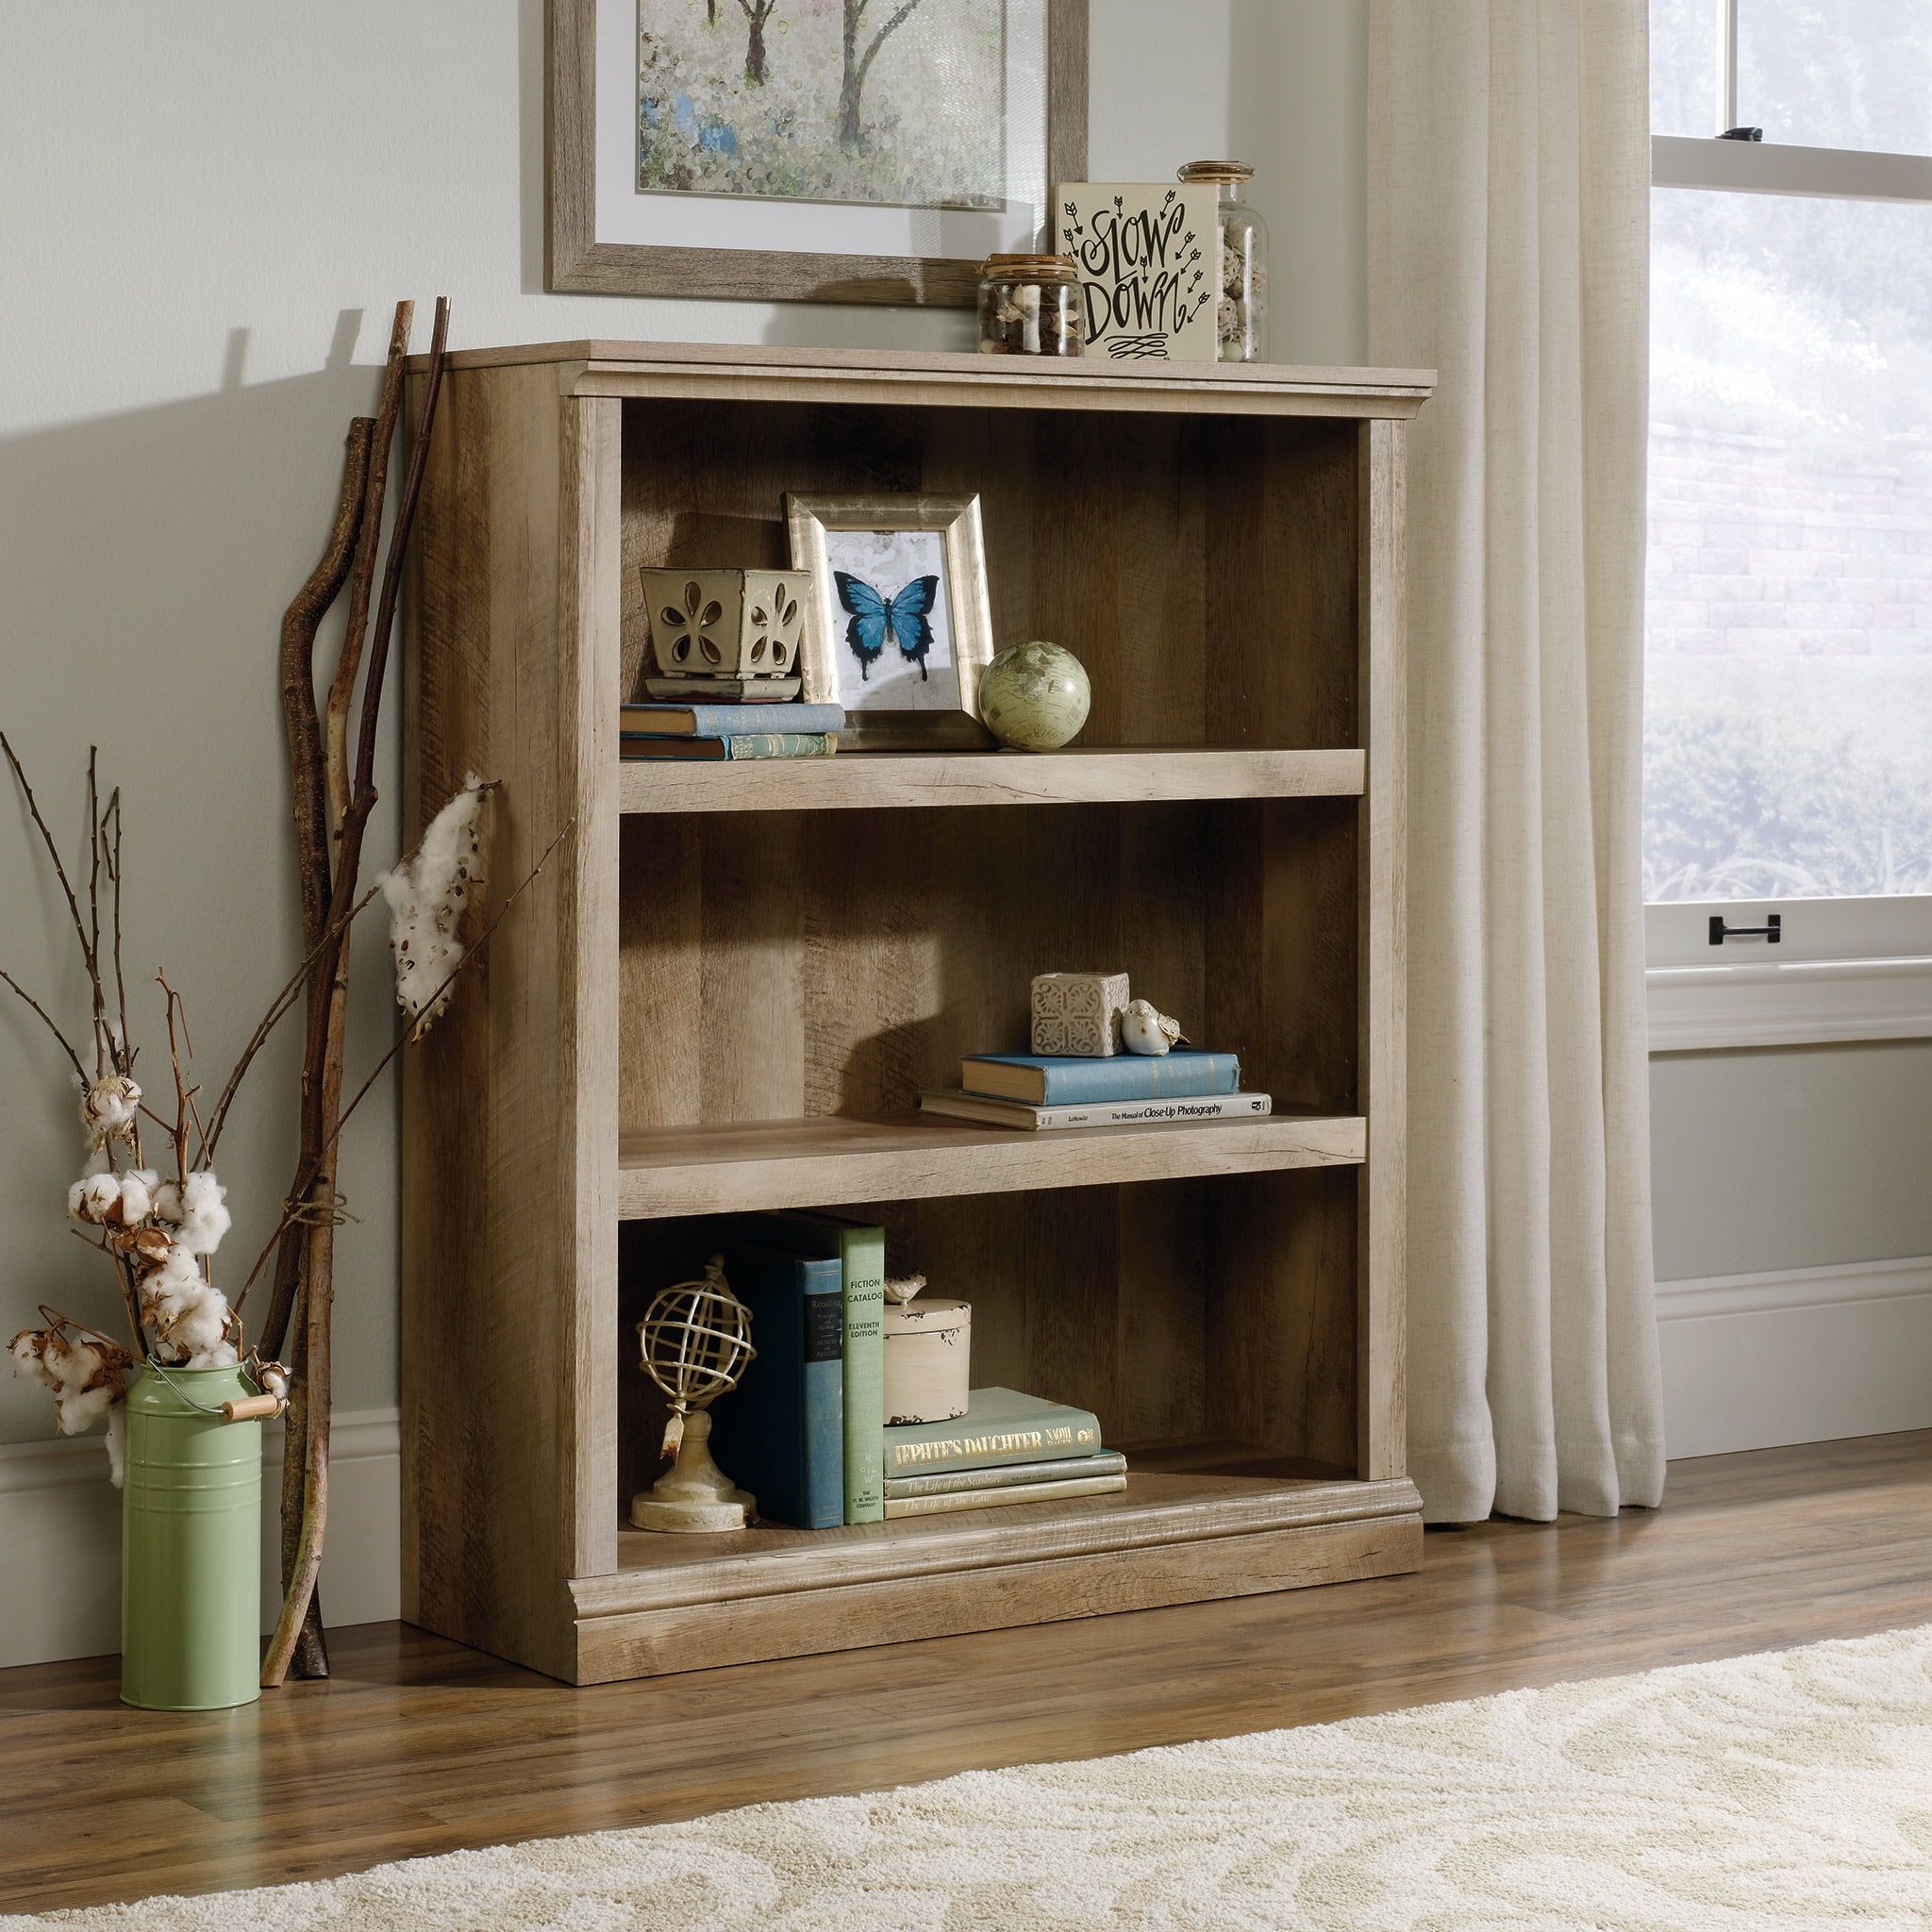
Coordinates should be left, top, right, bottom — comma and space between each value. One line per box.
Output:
710, 1244, 844, 1530
620, 702, 845, 737
958, 1050, 1241, 1107
742, 1212, 886, 1524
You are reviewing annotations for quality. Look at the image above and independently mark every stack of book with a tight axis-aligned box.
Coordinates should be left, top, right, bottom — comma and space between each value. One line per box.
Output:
883, 1387, 1126, 1519
707, 1224, 1129, 1531
620, 700, 843, 761
917, 1049, 1270, 1131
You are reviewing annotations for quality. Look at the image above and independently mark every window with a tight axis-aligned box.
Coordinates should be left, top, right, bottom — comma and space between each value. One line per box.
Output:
1644, 0, 1932, 1021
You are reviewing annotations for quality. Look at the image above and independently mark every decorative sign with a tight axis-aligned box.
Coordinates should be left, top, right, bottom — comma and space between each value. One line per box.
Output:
1056, 181, 1219, 361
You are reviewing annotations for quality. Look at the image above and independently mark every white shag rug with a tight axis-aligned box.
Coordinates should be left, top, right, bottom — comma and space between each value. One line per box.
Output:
12, 1624, 1932, 1932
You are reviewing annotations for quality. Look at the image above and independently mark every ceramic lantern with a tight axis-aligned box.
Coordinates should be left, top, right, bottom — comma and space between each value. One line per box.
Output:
641, 568, 812, 686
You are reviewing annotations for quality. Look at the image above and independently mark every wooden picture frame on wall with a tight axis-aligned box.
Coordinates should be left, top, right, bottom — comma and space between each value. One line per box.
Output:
547, 0, 1089, 307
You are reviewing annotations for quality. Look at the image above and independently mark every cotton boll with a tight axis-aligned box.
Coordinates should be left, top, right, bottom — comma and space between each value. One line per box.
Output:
116, 1170, 157, 1224
9, 1329, 57, 1392
174, 1172, 230, 1256
73, 1171, 123, 1224
152, 1178, 183, 1224
79, 1074, 142, 1143
377, 774, 493, 1032
56, 1368, 119, 1436
260, 1363, 289, 1402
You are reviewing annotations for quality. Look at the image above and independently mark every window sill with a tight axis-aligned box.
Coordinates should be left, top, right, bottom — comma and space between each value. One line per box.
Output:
1646, 956, 1932, 1054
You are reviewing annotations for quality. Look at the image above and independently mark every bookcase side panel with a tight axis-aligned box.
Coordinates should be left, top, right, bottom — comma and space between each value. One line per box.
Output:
1357, 417, 1408, 1481
403, 364, 620, 1678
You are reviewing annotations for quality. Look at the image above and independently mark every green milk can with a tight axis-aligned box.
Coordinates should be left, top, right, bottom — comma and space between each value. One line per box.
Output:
121, 1362, 264, 1710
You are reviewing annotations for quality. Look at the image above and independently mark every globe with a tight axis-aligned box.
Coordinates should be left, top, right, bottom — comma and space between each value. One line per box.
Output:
978, 641, 1091, 752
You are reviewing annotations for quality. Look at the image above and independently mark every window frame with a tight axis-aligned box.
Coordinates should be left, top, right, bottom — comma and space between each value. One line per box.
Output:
1644, 3, 1932, 1050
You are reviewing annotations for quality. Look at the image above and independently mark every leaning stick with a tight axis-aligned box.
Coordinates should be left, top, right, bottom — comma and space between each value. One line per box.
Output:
324, 305, 412, 830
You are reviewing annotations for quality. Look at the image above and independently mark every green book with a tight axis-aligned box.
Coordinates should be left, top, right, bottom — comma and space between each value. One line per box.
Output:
883, 1387, 1104, 1477
743, 1211, 886, 1524
884, 1450, 1126, 1500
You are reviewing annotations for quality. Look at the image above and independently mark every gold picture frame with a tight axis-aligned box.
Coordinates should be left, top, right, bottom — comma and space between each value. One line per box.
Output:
547, 0, 1090, 306
787, 493, 996, 751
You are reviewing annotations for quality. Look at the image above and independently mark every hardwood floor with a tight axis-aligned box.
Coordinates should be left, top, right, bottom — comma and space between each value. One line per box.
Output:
5, 1430, 1931, 1916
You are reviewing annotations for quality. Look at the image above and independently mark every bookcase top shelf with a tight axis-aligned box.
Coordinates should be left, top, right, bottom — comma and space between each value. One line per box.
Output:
418, 339, 1435, 421
617, 745, 1367, 815
615, 1110, 1368, 1220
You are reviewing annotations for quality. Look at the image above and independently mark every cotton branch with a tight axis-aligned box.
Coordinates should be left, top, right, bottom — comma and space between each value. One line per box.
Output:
1, 732, 102, 1025
0, 969, 87, 1085
238, 815, 576, 1307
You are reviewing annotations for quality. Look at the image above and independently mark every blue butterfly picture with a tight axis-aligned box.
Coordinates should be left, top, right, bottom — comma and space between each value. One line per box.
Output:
833, 570, 940, 682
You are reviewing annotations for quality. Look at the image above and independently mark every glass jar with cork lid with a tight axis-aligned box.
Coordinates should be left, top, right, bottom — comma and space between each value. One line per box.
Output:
976, 254, 1084, 358
1178, 161, 1269, 362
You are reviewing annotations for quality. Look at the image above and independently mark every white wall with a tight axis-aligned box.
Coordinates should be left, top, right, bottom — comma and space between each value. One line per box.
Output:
0, 0, 1369, 1665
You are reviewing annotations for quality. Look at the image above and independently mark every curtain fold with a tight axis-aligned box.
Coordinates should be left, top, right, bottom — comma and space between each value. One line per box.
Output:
1368, 0, 1666, 1523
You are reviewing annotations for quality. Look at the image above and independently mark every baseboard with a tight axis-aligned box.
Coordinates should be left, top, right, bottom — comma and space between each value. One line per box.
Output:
0, 1407, 400, 1672
1657, 1256, 1932, 1458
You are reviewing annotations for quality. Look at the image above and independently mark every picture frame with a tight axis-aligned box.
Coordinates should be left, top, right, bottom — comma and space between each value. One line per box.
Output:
787, 493, 996, 749
547, 0, 1089, 306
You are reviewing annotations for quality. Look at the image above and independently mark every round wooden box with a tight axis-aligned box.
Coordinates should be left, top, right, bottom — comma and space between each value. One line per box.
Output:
882, 1298, 971, 1425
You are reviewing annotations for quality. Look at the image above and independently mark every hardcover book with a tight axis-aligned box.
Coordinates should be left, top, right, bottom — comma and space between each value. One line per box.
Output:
884, 1387, 1103, 1476
958, 1051, 1241, 1107
619, 731, 837, 761
620, 702, 845, 738
884, 1473, 1127, 1519
745, 1212, 887, 1524
709, 1244, 843, 1530
884, 1450, 1126, 1500
918, 1090, 1271, 1132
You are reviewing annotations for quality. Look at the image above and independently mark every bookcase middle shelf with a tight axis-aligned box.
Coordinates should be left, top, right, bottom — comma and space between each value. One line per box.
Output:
615, 1108, 1368, 1219
616, 745, 1366, 815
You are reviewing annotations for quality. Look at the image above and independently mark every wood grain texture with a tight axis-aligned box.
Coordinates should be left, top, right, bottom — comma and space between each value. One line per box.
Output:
401, 366, 622, 1681
574, 1514, 1422, 1683
588, 1469, 1420, 1609
1357, 419, 1408, 1479
615, 1111, 1368, 1220
545, 1, 1089, 305
426, 339, 1437, 407
406, 343, 1426, 1684
6, 1434, 1930, 1917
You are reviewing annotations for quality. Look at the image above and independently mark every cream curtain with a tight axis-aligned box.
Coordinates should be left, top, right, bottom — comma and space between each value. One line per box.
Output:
1368, 0, 1666, 1523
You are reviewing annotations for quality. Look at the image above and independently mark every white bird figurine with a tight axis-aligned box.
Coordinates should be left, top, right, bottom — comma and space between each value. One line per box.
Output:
1121, 998, 1187, 1056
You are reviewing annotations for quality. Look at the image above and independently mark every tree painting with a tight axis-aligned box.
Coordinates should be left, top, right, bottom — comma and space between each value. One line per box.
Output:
738, 0, 779, 84
638, 0, 1001, 209
839, 0, 929, 147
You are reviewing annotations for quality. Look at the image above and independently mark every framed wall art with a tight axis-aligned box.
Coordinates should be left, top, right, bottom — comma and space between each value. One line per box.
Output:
787, 492, 995, 748
548, 0, 1089, 306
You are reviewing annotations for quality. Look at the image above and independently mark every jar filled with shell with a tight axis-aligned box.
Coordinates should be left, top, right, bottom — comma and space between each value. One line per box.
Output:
1179, 161, 1269, 363
977, 254, 1083, 358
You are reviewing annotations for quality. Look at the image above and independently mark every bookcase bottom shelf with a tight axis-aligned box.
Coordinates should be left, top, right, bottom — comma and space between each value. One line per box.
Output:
567, 1460, 1423, 1684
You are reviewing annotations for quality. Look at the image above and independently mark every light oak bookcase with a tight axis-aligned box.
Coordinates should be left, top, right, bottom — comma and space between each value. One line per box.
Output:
401, 341, 1431, 1685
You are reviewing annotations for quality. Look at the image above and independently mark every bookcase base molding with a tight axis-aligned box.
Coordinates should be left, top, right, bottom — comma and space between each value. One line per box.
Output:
401, 341, 1427, 1686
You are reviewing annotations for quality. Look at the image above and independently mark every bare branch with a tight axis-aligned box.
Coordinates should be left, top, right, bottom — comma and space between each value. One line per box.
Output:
0, 733, 99, 997
325, 306, 413, 830
238, 816, 575, 1305
0, 969, 87, 1084
157, 971, 192, 1185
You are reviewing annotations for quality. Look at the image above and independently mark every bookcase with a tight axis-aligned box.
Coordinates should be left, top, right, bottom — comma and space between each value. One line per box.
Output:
401, 341, 1430, 1685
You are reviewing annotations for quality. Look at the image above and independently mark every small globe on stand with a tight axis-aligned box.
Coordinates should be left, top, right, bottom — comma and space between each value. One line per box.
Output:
631, 1256, 758, 1533
978, 641, 1091, 751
